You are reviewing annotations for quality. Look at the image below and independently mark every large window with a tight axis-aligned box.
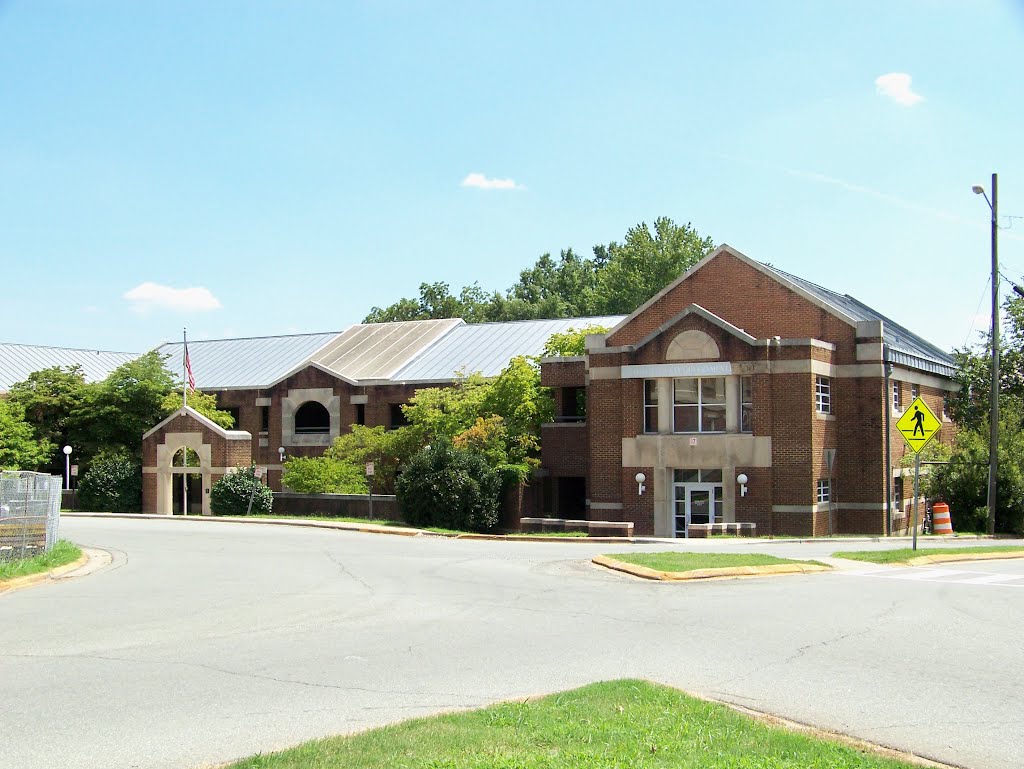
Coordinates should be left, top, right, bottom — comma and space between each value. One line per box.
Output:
740, 376, 753, 433
815, 376, 831, 414
673, 377, 726, 433
294, 401, 330, 434
644, 380, 659, 433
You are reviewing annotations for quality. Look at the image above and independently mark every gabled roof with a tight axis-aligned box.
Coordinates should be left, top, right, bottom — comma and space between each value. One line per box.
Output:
311, 319, 462, 381
608, 244, 955, 377
634, 304, 757, 350
390, 316, 625, 382
158, 332, 341, 390
0, 343, 138, 393
142, 406, 251, 440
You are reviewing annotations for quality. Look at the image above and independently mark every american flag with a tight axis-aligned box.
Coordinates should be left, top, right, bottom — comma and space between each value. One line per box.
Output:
185, 344, 196, 393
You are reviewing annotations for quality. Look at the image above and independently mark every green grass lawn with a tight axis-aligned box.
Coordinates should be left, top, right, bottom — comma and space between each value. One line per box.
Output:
225, 679, 918, 769
832, 545, 1024, 564
604, 552, 825, 573
0, 540, 82, 583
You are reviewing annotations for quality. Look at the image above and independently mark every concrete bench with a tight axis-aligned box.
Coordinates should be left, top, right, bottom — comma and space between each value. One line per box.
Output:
520, 517, 634, 538
687, 522, 757, 538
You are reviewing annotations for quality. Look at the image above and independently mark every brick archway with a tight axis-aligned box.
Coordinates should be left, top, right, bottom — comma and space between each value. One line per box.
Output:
142, 407, 252, 515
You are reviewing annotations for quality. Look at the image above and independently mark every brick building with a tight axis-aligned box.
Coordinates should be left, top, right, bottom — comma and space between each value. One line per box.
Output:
142, 316, 621, 514
538, 245, 957, 537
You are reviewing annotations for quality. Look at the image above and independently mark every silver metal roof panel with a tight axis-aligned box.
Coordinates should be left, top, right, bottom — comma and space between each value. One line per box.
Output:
391, 316, 625, 382
314, 319, 462, 381
0, 344, 138, 393
158, 332, 342, 390
759, 264, 955, 376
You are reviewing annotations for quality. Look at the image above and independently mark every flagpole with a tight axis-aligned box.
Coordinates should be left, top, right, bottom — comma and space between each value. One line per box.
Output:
182, 328, 188, 515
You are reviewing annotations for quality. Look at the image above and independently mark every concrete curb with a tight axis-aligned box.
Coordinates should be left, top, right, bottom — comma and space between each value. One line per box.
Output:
905, 550, 1024, 567
0, 550, 90, 594
63, 513, 637, 542
591, 555, 831, 581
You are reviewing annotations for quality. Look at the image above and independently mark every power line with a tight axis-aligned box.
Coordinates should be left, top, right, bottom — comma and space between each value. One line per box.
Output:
964, 275, 991, 347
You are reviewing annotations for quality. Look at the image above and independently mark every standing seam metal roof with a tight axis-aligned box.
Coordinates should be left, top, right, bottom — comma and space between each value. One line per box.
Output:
390, 316, 625, 381
0, 343, 139, 393
759, 264, 956, 376
158, 332, 342, 390
312, 319, 463, 381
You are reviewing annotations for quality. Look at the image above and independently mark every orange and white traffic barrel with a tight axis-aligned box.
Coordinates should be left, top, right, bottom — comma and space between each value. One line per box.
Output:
932, 502, 954, 535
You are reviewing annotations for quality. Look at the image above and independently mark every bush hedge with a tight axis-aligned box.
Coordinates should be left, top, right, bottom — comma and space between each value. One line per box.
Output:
396, 442, 500, 532
77, 453, 141, 512
210, 465, 273, 516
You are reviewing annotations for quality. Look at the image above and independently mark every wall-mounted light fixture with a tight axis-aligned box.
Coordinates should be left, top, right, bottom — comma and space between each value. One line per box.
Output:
278, 446, 286, 464
635, 472, 646, 496
736, 473, 748, 498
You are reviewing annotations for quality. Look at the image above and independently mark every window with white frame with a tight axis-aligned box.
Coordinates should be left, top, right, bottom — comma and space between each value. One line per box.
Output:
644, 380, 659, 433
816, 478, 831, 503
673, 377, 726, 433
911, 384, 919, 401
740, 376, 753, 433
815, 376, 831, 414
892, 381, 902, 411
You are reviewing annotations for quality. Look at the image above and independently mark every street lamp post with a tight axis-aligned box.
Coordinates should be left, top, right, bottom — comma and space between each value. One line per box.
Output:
62, 445, 73, 491
973, 173, 999, 536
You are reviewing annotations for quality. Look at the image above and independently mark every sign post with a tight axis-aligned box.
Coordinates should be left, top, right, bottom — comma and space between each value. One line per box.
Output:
245, 466, 265, 517
895, 397, 941, 550
366, 462, 375, 521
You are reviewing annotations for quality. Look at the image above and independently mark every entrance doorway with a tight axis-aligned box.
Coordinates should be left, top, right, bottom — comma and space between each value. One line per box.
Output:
172, 473, 203, 515
673, 469, 723, 537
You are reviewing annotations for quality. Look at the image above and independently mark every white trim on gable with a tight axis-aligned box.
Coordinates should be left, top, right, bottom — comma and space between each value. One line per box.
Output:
143, 406, 252, 441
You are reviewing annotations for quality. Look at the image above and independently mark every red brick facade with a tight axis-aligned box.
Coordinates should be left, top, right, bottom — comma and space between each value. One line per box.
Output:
539, 246, 957, 537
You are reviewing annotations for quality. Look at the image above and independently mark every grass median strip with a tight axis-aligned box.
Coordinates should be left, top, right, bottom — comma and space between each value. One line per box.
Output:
833, 545, 1024, 565
225, 679, 923, 769
0, 540, 82, 583
604, 552, 827, 573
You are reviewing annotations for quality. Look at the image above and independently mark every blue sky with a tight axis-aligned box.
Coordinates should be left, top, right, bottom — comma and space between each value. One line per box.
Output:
1, 1, 1021, 355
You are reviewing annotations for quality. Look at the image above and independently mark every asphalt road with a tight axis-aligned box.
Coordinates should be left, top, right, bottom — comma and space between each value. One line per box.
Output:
2, 518, 1022, 769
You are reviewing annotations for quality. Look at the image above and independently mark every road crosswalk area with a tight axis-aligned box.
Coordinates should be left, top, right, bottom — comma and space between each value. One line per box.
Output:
842, 565, 1024, 588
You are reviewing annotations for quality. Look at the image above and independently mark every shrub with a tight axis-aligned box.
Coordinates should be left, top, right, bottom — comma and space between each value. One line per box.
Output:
76, 452, 142, 512
282, 456, 368, 494
210, 465, 273, 515
396, 442, 501, 532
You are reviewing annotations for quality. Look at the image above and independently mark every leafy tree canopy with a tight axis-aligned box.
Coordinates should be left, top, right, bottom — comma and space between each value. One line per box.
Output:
7, 365, 88, 449
363, 217, 713, 323
160, 390, 236, 429
542, 324, 611, 358
0, 399, 53, 471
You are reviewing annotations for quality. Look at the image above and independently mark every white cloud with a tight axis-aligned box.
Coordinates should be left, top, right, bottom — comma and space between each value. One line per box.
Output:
874, 72, 924, 106
123, 282, 223, 313
460, 172, 523, 190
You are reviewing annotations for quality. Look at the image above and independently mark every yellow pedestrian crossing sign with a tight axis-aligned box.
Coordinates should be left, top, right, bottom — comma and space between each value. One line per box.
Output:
895, 397, 941, 453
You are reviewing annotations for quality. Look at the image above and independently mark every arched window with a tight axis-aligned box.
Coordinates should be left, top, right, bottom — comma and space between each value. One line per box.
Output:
294, 401, 330, 434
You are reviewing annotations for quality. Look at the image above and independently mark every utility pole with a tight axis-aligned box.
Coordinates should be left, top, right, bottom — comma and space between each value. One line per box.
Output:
974, 174, 999, 536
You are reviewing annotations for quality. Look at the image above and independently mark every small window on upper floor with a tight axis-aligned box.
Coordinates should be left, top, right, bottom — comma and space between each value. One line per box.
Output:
644, 380, 659, 433
893, 381, 902, 412
355, 403, 366, 426
815, 376, 831, 414
260, 405, 270, 433
740, 376, 753, 433
911, 384, 919, 401
389, 403, 409, 430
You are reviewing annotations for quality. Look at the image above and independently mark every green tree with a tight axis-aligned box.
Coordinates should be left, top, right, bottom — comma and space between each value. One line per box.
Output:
402, 373, 493, 443
594, 217, 714, 314
396, 442, 501, 532
282, 455, 369, 495
0, 399, 53, 470
210, 466, 273, 515
160, 390, 235, 429
72, 351, 176, 464
323, 425, 421, 495
542, 324, 611, 358
7, 365, 88, 472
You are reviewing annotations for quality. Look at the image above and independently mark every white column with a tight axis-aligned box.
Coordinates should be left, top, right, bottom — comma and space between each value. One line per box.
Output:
657, 378, 673, 434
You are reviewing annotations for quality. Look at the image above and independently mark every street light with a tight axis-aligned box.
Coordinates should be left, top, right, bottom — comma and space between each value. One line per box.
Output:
62, 445, 72, 490
973, 173, 998, 536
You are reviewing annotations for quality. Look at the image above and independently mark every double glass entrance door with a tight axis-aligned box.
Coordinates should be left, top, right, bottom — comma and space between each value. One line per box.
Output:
673, 469, 724, 537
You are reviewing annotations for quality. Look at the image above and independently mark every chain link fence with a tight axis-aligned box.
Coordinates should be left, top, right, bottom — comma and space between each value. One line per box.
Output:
0, 471, 62, 562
